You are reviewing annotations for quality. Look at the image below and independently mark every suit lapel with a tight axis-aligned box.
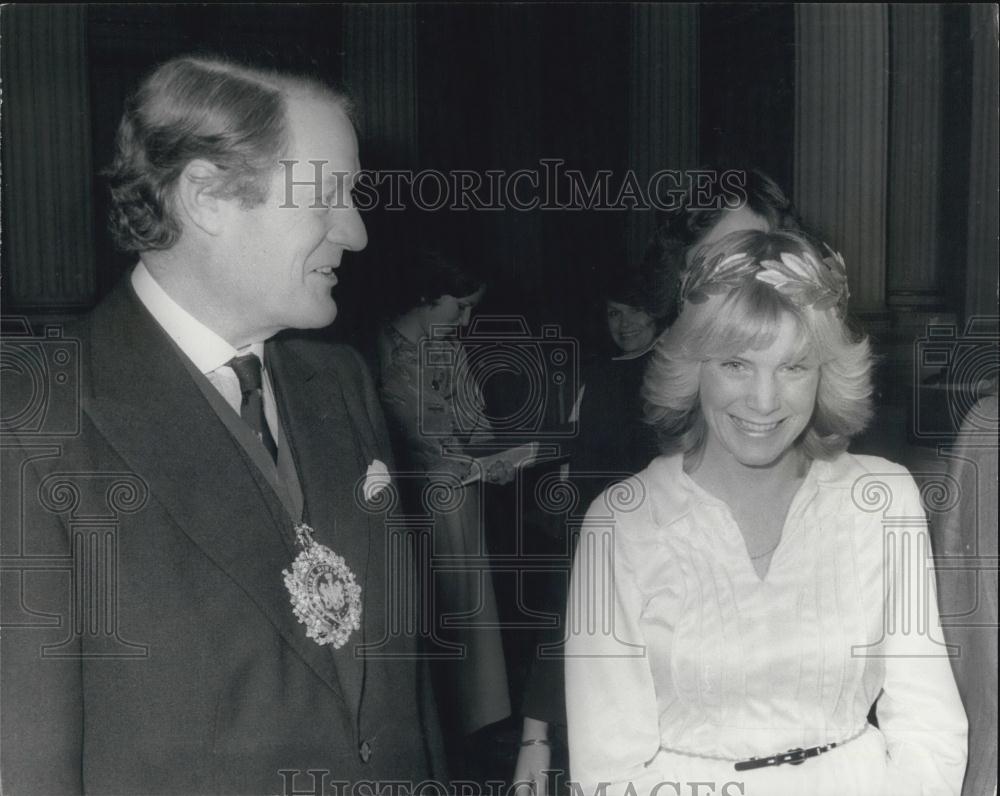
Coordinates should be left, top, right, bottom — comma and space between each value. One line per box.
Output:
80, 283, 350, 720
267, 340, 371, 722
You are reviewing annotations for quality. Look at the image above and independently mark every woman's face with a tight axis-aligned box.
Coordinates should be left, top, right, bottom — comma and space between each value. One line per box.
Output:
421, 286, 485, 335
698, 312, 820, 470
606, 300, 657, 354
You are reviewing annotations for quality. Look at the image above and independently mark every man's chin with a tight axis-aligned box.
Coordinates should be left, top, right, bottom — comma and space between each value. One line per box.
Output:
314, 308, 339, 330
316, 293, 341, 322
289, 302, 338, 332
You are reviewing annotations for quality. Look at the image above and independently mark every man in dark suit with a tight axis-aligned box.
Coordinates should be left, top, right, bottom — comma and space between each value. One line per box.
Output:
1, 55, 440, 794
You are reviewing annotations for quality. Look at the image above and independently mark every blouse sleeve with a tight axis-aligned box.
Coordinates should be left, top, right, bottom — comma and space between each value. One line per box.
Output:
565, 498, 665, 795
875, 468, 968, 796
378, 342, 465, 474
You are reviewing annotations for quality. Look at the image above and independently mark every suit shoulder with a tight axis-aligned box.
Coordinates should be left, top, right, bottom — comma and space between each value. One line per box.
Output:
326, 342, 369, 376
281, 337, 371, 380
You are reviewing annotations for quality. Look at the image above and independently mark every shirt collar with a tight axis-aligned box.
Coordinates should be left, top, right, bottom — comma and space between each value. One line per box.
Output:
131, 261, 265, 373
644, 453, 821, 530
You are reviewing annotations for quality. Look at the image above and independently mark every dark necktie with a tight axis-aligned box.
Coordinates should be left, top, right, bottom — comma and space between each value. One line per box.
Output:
227, 353, 278, 463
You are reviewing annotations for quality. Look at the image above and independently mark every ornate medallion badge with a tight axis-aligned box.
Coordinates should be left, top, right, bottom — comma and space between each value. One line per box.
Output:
282, 523, 361, 649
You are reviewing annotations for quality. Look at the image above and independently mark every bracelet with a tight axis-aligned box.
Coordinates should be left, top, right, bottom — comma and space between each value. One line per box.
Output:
519, 738, 551, 747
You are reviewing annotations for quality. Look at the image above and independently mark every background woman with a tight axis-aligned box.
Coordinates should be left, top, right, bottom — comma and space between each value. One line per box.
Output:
566, 229, 967, 795
570, 262, 677, 509
377, 247, 513, 779
514, 261, 674, 791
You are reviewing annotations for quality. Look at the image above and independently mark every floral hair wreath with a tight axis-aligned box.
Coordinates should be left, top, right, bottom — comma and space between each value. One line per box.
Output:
679, 244, 851, 318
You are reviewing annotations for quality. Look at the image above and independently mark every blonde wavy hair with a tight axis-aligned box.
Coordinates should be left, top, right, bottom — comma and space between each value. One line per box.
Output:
642, 229, 874, 460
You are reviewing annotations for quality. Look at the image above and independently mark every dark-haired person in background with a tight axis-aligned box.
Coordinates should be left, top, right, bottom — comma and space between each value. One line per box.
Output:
663, 165, 801, 265
569, 255, 680, 510
1, 55, 441, 794
376, 246, 515, 782
514, 260, 674, 792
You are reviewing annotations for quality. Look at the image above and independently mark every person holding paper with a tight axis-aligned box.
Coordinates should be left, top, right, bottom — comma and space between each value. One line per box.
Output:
376, 246, 513, 780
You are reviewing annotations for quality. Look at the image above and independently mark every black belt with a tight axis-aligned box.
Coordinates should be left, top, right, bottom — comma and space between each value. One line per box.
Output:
733, 740, 840, 771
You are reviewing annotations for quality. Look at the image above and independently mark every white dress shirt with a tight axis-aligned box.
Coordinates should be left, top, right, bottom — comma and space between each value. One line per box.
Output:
566, 452, 968, 796
130, 262, 281, 448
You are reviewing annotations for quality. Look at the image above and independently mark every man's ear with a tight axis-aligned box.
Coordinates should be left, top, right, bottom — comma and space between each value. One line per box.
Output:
175, 159, 234, 236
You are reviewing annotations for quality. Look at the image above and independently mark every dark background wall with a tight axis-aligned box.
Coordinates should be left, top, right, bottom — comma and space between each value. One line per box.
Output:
699, 4, 796, 189
0, 4, 799, 335
2, 3, 997, 454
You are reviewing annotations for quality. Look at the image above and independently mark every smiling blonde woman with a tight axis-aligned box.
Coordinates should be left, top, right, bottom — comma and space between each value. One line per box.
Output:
566, 229, 967, 796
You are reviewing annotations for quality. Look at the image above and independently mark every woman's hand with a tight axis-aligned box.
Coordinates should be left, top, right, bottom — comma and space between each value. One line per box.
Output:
485, 458, 515, 485
513, 718, 551, 796
427, 457, 474, 482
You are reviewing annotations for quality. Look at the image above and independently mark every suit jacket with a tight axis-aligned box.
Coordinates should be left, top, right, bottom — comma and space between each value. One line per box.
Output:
1, 282, 442, 794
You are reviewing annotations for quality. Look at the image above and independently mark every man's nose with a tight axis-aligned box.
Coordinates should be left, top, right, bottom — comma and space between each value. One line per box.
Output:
330, 208, 368, 252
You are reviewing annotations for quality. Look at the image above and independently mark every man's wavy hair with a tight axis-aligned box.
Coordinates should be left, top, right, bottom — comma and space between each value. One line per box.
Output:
106, 55, 350, 253
642, 229, 874, 461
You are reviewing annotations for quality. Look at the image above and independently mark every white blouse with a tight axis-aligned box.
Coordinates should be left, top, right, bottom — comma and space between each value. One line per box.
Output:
566, 453, 967, 796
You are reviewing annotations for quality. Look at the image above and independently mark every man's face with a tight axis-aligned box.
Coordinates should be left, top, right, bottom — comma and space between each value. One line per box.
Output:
222, 95, 367, 342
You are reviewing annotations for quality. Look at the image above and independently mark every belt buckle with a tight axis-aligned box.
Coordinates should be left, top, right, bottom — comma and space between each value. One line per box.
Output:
780, 748, 807, 766
734, 747, 806, 772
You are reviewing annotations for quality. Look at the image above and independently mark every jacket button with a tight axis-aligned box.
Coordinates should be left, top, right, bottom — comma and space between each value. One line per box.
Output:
359, 740, 373, 763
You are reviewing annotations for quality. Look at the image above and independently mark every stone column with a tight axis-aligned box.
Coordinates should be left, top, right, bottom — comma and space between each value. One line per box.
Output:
342, 4, 418, 169
794, 3, 889, 313
0, 5, 96, 310
887, 5, 944, 309
627, 4, 699, 267
965, 4, 1000, 321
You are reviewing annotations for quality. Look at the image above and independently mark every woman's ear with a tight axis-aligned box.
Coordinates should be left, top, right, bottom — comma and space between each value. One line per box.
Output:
175, 159, 231, 236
